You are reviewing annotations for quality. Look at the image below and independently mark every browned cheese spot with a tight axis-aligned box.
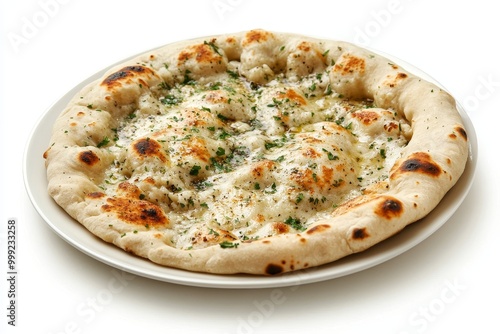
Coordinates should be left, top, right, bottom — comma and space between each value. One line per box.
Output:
291, 166, 338, 192
177, 42, 223, 65
352, 110, 379, 125
302, 147, 321, 159
265, 263, 284, 275
118, 181, 141, 197
180, 137, 211, 163
333, 54, 366, 75
375, 197, 404, 220
191, 227, 236, 245
251, 160, 276, 178
79, 150, 100, 166
242, 29, 273, 46
306, 224, 331, 235
272, 222, 290, 234
352, 227, 369, 240
101, 66, 154, 89
296, 41, 326, 61
205, 91, 228, 104
133, 138, 167, 162
384, 122, 399, 133
277, 89, 307, 106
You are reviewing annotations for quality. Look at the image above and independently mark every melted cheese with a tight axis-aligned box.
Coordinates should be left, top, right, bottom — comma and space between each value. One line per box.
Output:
101, 68, 410, 249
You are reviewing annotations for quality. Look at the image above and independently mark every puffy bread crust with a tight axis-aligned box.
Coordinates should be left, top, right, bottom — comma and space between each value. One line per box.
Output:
44, 29, 469, 275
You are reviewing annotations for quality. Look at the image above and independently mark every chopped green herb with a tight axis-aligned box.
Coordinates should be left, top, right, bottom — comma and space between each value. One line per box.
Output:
219, 241, 239, 249
204, 40, 221, 55
189, 165, 202, 176
296, 193, 304, 204
284, 217, 306, 231
217, 113, 229, 121
321, 148, 338, 161
226, 70, 239, 79
161, 94, 182, 105
216, 147, 226, 156
97, 137, 110, 148
264, 182, 277, 194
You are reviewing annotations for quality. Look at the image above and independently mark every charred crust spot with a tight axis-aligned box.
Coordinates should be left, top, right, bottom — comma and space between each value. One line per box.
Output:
133, 138, 166, 162
79, 150, 100, 166
300, 238, 307, 243
43, 147, 51, 159
87, 192, 105, 199
306, 224, 331, 235
102, 197, 168, 227
352, 227, 369, 240
395, 152, 442, 177
144, 177, 155, 184
375, 197, 403, 220
101, 66, 152, 88
265, 263, 284, 275
396, 72, 408, 79
455, 126, 467, 141
297, 41, 311, 52
262, 240, 271, 244
333, 54, 366, 75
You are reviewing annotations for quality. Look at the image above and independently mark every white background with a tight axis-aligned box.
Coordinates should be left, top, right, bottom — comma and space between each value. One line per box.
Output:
1, 0, 499, 333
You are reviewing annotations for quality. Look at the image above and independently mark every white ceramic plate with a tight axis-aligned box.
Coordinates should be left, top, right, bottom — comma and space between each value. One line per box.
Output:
23, 47, 477, 289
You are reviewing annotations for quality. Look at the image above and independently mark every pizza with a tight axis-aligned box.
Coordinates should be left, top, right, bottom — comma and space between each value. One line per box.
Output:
43, 29, 469, 275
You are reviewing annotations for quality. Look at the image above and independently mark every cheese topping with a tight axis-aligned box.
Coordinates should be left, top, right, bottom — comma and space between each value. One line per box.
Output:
101, 68, 410, 250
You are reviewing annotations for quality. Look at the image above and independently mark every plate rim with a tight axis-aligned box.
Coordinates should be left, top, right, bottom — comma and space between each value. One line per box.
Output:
22, 45, 478, 289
